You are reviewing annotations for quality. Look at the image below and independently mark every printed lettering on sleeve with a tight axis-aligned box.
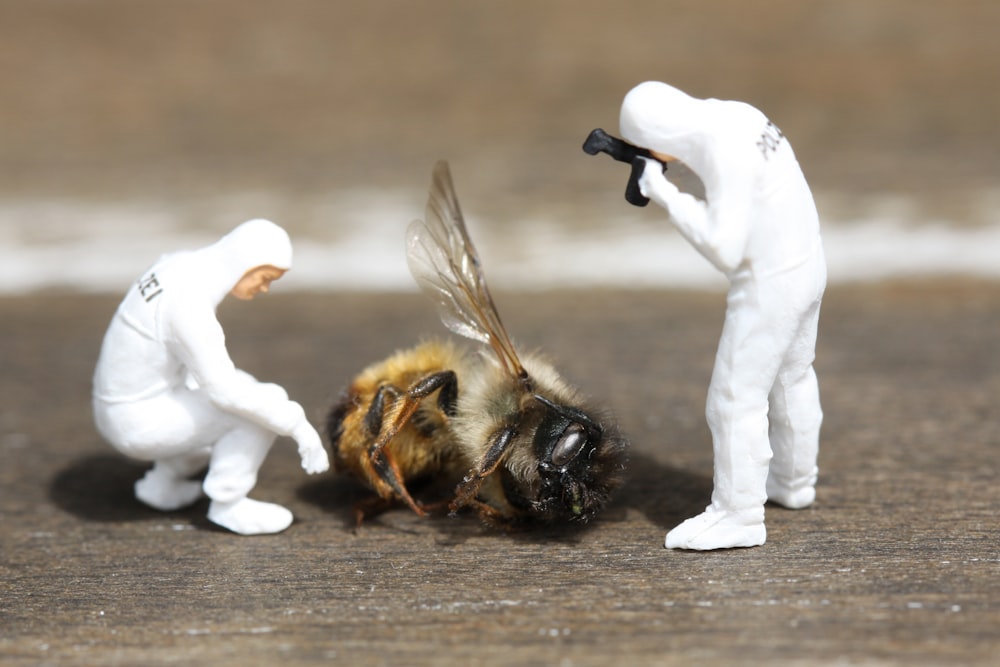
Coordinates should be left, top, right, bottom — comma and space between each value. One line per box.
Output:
137, 272, 163, 302
756, 120, 785, 160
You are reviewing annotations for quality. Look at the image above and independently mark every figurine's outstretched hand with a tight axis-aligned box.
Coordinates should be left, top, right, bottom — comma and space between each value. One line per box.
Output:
293, 422, 330, 474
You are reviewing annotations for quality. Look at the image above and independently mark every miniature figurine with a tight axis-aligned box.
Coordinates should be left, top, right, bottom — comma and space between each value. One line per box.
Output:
92, 219, 329, 535
591, 81, 826, 550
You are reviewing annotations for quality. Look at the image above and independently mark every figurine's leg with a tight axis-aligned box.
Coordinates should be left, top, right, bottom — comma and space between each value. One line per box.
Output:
105, 390, 227, 512
665, 377, 771, 550
135, 448, 211, 511
665, 283, 785, 551
766, 299, 823, 509
203, 422, 291, 535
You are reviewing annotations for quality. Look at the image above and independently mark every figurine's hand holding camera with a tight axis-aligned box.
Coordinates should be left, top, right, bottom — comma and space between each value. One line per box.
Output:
634, 156, 678, 209
292, 420, 330, 474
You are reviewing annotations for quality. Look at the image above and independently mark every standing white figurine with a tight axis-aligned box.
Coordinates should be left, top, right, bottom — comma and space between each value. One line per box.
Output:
612, 81, 826, 549
92, 219, 330, 535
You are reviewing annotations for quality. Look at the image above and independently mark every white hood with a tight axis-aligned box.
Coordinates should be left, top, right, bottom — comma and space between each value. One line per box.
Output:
202, 218, 292, 300
619, 81, 765, 193
173, 218, 293, 305
620, 82, 714, 166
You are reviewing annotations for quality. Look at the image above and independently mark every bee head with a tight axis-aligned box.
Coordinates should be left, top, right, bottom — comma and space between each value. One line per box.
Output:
526, 394, 627, 522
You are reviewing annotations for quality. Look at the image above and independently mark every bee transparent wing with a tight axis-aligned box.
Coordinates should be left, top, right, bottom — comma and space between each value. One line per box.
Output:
406, 220, 485, 343
406, 161, 526, 380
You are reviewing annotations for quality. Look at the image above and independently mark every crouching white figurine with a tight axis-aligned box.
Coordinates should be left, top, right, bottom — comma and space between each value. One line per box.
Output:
92, 219, 330, 535
620, 81, 826, 550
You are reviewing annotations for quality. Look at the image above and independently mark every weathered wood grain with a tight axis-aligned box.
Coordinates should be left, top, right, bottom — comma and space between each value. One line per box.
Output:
1, 285, 998, 666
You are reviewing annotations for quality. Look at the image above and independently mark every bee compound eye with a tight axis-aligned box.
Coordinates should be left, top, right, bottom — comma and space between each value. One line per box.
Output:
550, 423, 587, 467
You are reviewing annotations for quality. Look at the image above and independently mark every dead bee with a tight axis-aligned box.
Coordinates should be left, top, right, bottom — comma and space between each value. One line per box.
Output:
326, 161, 627, 527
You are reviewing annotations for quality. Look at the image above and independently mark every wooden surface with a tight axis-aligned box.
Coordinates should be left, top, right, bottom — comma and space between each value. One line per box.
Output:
1, 285, 998, 666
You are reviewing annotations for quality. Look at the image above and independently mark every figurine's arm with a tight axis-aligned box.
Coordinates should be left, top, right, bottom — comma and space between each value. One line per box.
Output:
636, 157, 751, 275
167, 306, 328, 473
174, 315, 300, 430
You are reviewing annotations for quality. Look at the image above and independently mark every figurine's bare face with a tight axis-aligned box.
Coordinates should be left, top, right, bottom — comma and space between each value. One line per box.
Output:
230, 265, 287, 300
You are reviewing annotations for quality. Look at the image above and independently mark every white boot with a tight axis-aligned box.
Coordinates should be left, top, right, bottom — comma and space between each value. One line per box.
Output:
665, 504, 766, 550
201, 423, 285, 534
134, 466, 204, 511
767, 363, 821, 510
766, 471, 816, 509
207, 498, 293, 535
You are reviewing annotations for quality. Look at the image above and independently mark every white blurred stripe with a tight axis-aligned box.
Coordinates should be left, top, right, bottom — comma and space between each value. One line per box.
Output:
1, 193, 998, 293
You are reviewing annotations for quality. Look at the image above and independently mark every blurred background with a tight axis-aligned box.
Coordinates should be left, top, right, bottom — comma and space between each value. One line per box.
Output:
1, 0, 998, 292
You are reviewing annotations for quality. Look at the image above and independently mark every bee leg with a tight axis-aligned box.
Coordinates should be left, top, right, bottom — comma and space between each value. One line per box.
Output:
366, 371, 459, 518
407, 371, 458, 416
412, 498, 452, 514
455, 497, 519, 530
367, 444, 428, 517
436, 371, 459, 417
351, 494, 395, 529
367, 371, 457, 443
358, 384, 426, 516
450, 424, 517, 515
364, 384, 402, 436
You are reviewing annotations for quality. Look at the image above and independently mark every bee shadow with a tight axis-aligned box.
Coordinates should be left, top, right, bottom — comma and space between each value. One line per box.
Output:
297, 451, 712, 542
298, 475, 499, 541
297, 474, 386, 530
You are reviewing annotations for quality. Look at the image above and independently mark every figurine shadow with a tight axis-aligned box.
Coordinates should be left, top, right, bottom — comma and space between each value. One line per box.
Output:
50, 454, 209, 524
296, 451, 712, 545
614, 451, 713, 531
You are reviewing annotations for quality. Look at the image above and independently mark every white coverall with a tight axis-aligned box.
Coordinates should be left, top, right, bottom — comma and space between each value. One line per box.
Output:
92, 219, 328, 535
620, 81, 826, 550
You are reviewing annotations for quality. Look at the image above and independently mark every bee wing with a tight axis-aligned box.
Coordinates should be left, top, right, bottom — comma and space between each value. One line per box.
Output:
406, 161, 526, 380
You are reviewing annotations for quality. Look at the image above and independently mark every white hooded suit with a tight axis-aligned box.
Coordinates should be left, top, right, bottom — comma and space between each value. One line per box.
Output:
93, 219, 328, 535
620, 81, 826, 549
